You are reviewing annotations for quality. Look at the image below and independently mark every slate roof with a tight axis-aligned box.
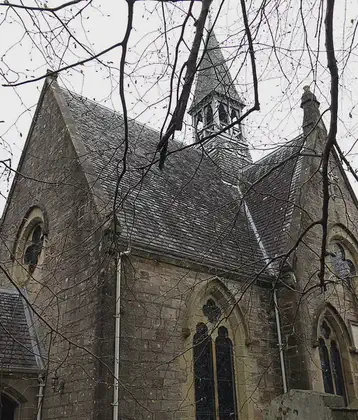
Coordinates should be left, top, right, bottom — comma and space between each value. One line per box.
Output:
0, 289, 40, 371
241, 136, 305, 259
60, 88, 268, 278
189, 30, 244, 113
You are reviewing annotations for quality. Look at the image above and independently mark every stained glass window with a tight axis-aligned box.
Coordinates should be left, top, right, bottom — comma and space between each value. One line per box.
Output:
319, 337, 334, 394
24, 225, 43, 274
331, 243, 356, 283
331, 341, 346, 399
193, 323, 216, 420
215, 326, 237, 420
203, 299, 221, 323
193, 300, 239, 420
318, 318, 346, 401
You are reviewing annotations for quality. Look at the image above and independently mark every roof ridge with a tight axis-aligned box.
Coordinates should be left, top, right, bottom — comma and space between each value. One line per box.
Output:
58, 85, 193, 155
243, 134, 304, 172
51, 81, 110, 215
58, 85, 163, 137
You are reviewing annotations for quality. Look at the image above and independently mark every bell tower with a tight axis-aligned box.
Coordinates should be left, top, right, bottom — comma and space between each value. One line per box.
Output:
188, 29, 252, 178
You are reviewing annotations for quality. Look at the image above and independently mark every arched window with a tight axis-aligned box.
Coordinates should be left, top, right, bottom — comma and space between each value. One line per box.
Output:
24, 224, 44, 274
196, 112, 204, 132
230, 108, 239, 122
0, 393, 17, 420
215, 326, 237, 420
206, 104, 213, 125
193, 299, 238, 420
12, 207, 47, 288
331, 243, 356, 286
318, 318, 346, 400
193, 323, 216, 420
218, 103, 228, 124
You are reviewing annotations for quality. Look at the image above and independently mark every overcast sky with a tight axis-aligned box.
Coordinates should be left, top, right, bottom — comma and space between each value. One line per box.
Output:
0, 0, 358, 211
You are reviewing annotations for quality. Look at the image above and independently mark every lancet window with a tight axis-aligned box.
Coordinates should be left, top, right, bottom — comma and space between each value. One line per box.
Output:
318, 318, 346, 400
230, 108, 239, 122
196, 112, 203, 131
218, 103, 228, 124
12, 207, 46, 287
193, 299, 238, 420
206, 104, 214, 125
24, 224, 44, 274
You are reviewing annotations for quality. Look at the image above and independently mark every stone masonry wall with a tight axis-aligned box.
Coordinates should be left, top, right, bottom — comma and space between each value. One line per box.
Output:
114, 255, 282, 420
279, 125, 358, 401
0, 83, 113, 420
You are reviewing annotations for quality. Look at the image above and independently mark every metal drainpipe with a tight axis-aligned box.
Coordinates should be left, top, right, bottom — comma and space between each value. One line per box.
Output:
36, 373, 45, 420
113, 249, 130, 420
273, 288, 288, 393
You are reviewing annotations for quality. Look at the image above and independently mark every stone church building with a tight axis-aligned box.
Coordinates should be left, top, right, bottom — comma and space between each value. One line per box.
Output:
0, 30, 358, 420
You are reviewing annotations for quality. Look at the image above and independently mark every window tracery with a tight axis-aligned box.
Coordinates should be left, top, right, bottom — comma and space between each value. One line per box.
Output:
12, 207, 47, 287
331, 243, 356, 283
23, 224, 44, 274
203, 299, 221, 323
193, 299, 238, 420
318, 317, 346, 401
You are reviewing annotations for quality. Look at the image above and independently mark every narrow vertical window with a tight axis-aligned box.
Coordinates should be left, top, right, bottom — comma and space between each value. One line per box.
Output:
331, 243, 356, 288
193, 323, 216, 420
24, 224, 44, 274
0, 394, 17, 420
230, 108, 239, 122
206, 104, 213, 125
215, 326, 238, 420
196, 112, 203, 132
319, 337, 334, 394
218, 103, 228, 124
331, 341, 346, 400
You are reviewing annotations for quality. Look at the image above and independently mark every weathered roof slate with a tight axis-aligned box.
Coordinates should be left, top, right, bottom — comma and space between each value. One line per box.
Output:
241, 136, 305, 259
60, 88, 267, 278
0, 289, 40, 371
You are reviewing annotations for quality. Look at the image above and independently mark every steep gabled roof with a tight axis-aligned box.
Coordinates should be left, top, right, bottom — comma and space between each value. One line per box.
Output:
189, 30, 244, 113
58, 87, 267, 278
241, 136, 305, 259
0, 288, 41, 372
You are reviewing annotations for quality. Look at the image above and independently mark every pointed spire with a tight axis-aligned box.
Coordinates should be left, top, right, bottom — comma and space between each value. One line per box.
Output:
189, 30, 244, 114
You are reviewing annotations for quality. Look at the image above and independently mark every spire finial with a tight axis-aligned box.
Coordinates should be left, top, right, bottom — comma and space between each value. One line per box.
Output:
208, 7, 213, 30
300, 85, 322, 136
45, 68, 58, 81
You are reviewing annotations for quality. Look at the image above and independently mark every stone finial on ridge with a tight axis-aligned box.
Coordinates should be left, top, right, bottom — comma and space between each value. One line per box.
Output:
300, 85, 321, 136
